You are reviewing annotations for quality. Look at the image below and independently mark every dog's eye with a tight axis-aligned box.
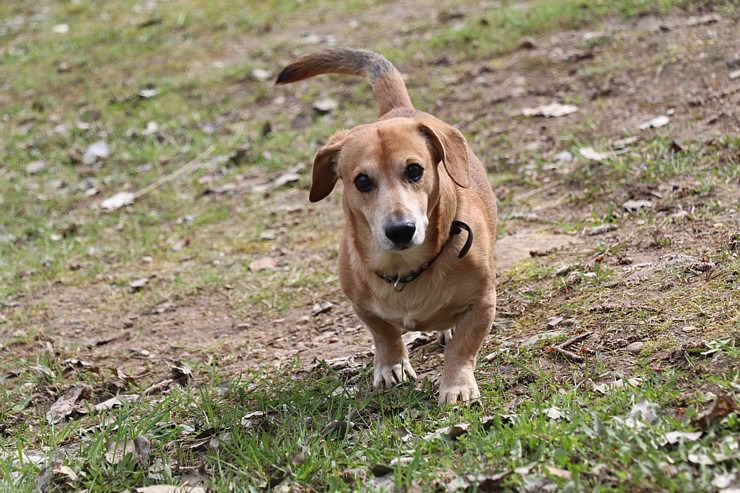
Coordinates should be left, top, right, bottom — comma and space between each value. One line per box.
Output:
405, 163, 424, 183
354, 174, 374, 193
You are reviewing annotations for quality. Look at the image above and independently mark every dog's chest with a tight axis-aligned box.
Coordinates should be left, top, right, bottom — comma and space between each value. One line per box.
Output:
370, 285, 459, 332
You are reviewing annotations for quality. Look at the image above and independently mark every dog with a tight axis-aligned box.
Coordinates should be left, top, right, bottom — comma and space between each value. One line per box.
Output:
277, 49, 497, 404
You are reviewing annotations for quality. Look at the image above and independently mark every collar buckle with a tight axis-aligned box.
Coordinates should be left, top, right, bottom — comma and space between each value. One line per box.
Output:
376, 220, 473, 292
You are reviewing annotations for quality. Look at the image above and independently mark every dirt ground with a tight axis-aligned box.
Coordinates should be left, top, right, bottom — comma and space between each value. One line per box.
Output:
3, 3, 738, 397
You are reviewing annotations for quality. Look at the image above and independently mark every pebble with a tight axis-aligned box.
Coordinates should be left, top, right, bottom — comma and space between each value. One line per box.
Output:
554, 150, 573, 163
26, 160, 47, 174
623, 199, 653, 212
626, 341, 644, 355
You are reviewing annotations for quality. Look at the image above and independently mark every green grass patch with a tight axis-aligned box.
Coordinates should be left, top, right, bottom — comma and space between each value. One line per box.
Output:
1, 353, 737, 491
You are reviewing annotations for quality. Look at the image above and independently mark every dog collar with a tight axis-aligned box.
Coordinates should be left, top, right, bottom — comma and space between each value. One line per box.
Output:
376, 220, 473, 292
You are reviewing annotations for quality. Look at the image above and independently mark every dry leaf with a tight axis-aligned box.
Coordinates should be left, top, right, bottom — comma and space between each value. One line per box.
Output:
241, 411, 266, 428
93, 394, 139, 412
35, 461, 79, 492
83, 140, 111, 165
544, 407, 565, 421
313, 98, 338, 114
321, 420, 355, 438
138, 84, 159, 99
272, 171, 301, 189
26, 160, 47, 174
579, 147, 614, 162
692, 394, 737, 430
311, 301, 334, 316
664, 431, 702, 444
251, 68, 272, 81
249, 256, 278, 272
447, 471, 509, 491
129, 276, 151, 290
171, 364, 193, 384
622, 200, 653, 212
100, 192, 135, 211
544, 465, 572, 480
136, 485, 206, 493
105, 439, 138, 465
625, 398, 660, 429
687, 451, 733, 466
423, 423, 470, 441
102, 436, 148, 467
46, 387, 84, 424
522, 102, 579, 117
638, 115, 669, 130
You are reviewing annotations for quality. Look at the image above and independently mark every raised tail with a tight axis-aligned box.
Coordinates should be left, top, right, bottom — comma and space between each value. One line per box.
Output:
275, 48, 414, 116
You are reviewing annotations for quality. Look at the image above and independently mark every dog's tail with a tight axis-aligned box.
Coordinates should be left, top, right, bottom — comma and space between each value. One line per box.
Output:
276, 48, 414, 116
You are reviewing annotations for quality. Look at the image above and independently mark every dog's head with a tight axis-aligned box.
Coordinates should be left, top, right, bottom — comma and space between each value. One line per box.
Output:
309, 116, 469, 255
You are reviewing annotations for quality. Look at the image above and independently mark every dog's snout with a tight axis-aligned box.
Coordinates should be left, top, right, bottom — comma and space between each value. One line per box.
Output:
385, 222, 416, 245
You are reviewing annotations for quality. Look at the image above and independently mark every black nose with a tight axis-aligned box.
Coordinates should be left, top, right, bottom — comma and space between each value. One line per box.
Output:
385, 222, 416, 245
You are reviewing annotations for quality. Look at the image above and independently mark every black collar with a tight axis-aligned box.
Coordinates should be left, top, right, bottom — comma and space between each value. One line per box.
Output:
375, 220, 473, 292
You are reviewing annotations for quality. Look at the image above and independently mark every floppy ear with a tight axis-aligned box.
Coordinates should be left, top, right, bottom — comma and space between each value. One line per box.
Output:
418, 118, 470, 188
309, 131, 348, 202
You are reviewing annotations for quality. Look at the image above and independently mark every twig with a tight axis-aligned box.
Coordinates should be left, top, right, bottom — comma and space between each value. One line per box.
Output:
552, 331, 593, 363
513, 182, 560, 202
532, 193, 570, 212
560, 331, 593, 349
133, 145, 215, 200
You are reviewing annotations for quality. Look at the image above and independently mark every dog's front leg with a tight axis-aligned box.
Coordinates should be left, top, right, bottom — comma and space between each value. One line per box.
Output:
438, 302, 495, 405
356, 308, 417, 388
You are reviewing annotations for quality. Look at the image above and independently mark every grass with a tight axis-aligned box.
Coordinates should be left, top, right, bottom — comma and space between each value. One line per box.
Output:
1, 0, 739, 491
417, 0, 703, 60
1, 350, 737, 491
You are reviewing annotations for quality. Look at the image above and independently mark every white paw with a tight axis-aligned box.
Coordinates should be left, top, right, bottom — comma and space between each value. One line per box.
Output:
373, 359, 417, 388
438, 378, 480, 405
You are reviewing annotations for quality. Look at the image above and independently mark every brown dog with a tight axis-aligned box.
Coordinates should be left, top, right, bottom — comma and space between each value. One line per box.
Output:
277, 49, 497, 404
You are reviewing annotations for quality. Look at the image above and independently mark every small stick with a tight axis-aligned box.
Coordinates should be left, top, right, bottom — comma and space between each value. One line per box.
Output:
552, 331, 593, 363
133, 145, 216, 200
552, 346, 583, 363
513, 182, 560, 202
559, 331, 593, 349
